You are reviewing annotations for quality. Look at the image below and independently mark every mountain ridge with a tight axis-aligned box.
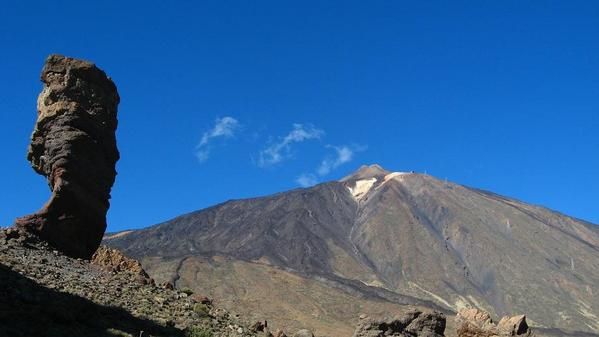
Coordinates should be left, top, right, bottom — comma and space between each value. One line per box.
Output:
106, 164, 599, 336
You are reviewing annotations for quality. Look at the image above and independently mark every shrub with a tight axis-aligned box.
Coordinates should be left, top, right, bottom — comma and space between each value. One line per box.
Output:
180, 287, 194, 296
185, 326, 213, 337
193, 303, 210, 317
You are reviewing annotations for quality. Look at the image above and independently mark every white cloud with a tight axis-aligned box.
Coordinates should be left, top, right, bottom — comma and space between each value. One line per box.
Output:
294, 144, 366, 187
296, 173, 318, 187
317, 145, 355, 176
259, 124, 324, 167
195, 149, 211, 162
195, 116, 240, 162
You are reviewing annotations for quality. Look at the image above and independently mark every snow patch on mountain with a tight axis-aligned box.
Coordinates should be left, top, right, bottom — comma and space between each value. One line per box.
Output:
384, 172, 410, 182
348, 178, 377, 200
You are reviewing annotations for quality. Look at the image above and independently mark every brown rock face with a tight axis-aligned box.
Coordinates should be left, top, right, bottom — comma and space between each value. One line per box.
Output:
91, 246, 153, 285
15, 54, 119, 259
456, 308, 533, 337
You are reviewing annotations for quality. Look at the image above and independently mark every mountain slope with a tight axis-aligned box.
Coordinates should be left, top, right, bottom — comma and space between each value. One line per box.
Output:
106, 164, 599, 335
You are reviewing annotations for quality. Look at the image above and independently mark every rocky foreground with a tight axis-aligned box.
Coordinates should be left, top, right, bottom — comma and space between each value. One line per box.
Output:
0, 227, 266, 337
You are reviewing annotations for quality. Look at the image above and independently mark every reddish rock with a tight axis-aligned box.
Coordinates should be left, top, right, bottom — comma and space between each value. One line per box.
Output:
191, 294, 213, 305
91, 245, 153, 285
14, 54, 119, 259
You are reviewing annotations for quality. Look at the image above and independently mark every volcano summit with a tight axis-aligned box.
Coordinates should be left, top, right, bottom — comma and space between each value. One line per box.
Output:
106, 165, 599, 336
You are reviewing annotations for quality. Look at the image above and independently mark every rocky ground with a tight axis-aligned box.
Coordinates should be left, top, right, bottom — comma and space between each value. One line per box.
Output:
0, 227, 269, 337
0, 226, 587, 337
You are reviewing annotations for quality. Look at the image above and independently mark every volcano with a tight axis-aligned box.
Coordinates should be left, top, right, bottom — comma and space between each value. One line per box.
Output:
106, 164, 599, 336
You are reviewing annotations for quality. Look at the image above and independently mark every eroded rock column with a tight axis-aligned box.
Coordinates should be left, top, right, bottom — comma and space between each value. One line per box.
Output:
15, 54, 120, 259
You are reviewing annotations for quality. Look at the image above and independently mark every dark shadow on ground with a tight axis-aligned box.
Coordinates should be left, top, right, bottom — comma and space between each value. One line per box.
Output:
0, 262, 184, 337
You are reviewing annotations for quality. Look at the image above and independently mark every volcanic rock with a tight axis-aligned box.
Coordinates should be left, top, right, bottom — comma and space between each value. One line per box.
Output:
251, 320, 268, 332
496, 315, 530, 336
352, 309, 446, 337
91, 245, 154, 285
456, 308, 533, 337
455, 308, 496, 332
191, 294, 213, 305
15, 54, 120, 259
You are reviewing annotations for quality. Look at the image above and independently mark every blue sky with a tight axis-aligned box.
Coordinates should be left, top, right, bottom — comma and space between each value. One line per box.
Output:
1, 1, 597, 231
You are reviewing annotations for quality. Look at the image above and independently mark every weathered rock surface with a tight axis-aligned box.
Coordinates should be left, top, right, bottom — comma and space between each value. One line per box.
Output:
456, 308, 533, 337
455, 308, 496, 334
15, 54, 120, 259
352, 309, 446, 337
91, 245, 154, 285
497, 315, 529, 336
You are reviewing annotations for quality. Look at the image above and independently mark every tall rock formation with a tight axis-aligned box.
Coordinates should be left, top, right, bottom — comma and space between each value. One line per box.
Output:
15, 54, 120, 259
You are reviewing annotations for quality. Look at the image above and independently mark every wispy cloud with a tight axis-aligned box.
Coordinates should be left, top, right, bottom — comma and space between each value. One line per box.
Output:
296, 173, 318, 187
317, 145, 355, 176
195, 116, 240, 162
259, 124, 324, 167
295, 144, 366, 187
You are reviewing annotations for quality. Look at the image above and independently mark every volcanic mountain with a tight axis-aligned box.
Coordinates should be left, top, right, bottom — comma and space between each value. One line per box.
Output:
106, 165, 599, 336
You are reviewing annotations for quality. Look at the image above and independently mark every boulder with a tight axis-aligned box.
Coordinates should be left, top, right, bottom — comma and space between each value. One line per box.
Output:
90, 245, 153, 285
455, 308, 496, 331
496, 315, 529, 336
191, 294, 213, 305
352, 309, 446, 337
251, 320, 268, 332
14, 54, 120, 259
456, 308, 533, 337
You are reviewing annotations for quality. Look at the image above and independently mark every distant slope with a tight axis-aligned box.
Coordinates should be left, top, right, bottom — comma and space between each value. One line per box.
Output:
107, 164, 599, 336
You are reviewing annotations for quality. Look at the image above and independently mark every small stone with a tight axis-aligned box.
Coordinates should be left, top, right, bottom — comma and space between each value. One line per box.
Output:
273, 329, 288, 337
293, 329, 314, 337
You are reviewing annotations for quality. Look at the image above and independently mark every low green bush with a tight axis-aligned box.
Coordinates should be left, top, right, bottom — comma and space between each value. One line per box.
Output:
180, 287, 194, 296
185, 326, 213, 337
193, 303, 210, 317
